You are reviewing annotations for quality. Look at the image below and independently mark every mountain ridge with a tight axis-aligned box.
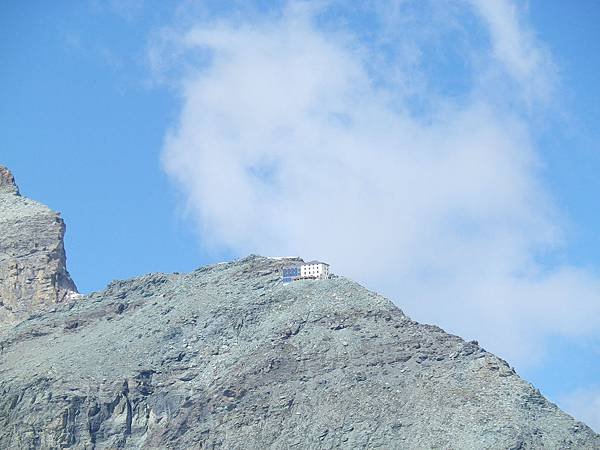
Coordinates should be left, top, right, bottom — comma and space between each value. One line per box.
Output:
0, 166, 598, 449
1, 255, 598, 448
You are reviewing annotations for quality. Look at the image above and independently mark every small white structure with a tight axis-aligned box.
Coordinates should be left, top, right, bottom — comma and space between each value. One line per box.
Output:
300, 261, 330, 279
282, 260, 331, 283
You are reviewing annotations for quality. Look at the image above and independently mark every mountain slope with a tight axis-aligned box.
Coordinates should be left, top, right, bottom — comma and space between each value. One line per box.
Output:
0, 166, 598, 449
1, 255, 598, 449
0, 166, 78, 327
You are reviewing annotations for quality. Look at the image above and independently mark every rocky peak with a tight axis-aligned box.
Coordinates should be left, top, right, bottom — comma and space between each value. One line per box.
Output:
0, 165, 19, 196
0, 256, 597, 448
0, 169, 597, 448
0, 165, 78, 326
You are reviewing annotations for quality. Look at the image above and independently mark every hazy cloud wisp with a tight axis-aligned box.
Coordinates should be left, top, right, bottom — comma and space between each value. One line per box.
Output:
158, 1, 600, 374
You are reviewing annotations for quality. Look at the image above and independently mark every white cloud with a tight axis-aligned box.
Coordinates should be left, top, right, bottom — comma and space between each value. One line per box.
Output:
157, 0, 600, 370
468, 0, 555, 104
559, 386, 600, 433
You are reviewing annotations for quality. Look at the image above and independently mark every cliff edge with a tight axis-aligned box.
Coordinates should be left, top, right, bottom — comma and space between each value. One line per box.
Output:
0, 165, 78, 326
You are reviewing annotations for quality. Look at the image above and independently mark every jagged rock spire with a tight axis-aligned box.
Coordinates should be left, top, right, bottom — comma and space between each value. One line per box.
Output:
0, 165, 78, 326
0, 165, 20, 195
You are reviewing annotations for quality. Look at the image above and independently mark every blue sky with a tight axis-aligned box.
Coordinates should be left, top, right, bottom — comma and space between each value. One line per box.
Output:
1, 1, 599, 430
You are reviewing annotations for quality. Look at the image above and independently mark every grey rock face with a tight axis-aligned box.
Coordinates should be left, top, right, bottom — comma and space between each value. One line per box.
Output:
0, 166, 78, 326
0, 256, 598, 449
0, 165, 19, 195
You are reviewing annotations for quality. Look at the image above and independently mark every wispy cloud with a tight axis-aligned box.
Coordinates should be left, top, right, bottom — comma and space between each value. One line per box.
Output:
155, 0, 600, 373
469, 0, 556, 105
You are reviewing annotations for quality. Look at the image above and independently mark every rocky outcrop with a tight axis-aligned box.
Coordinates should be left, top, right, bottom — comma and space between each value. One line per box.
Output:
0, 167, 597, 448
0, 256, 598, 449
0, 166, 19, 195
0, 165, 78, 326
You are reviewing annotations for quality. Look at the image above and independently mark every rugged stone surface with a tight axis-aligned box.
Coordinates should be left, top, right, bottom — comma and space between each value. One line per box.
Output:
0, 165, 19, 195
0, 166, 78, 326
0, 255, 598, 449
0, 166, 597, 448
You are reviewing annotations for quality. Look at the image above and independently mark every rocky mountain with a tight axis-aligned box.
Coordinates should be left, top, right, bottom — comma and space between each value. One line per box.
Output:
0, 166, 78, 327
0, 167, 598, 449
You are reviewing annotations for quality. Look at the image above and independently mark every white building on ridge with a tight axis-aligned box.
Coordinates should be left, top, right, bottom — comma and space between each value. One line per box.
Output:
282, 260, 330, 283
300, 261, 330, 279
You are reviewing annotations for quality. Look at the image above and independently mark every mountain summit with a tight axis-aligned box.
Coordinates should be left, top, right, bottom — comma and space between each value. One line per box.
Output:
0, 165, 19, 195
0, 167, 598, 449
0, 166, 78, 326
